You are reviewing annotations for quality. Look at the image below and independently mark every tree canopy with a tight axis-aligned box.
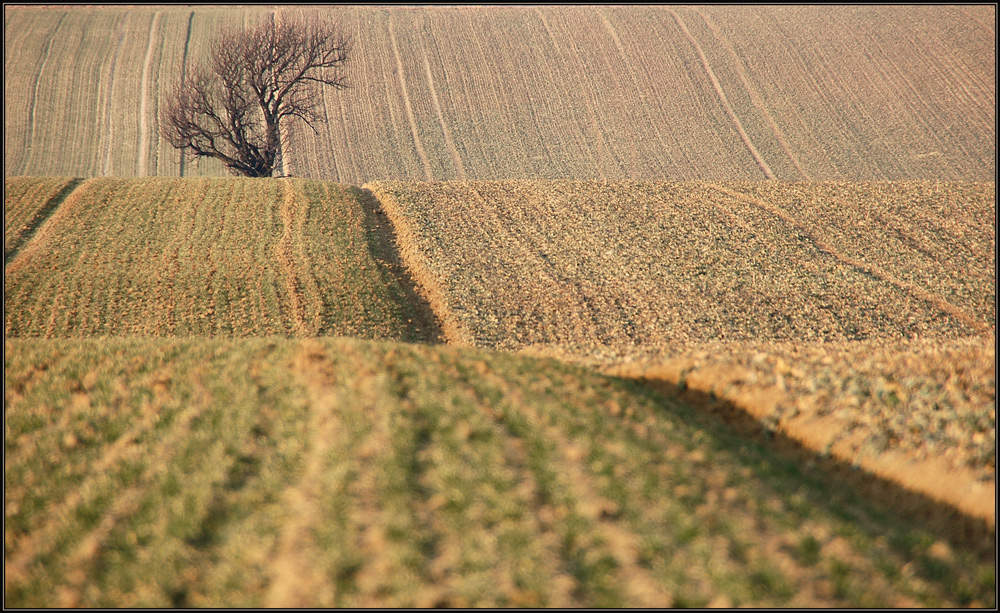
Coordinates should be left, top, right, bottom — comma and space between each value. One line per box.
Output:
161, 16, 350, 177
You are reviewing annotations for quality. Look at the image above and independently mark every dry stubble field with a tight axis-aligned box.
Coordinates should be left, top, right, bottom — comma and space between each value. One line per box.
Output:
366, 180, 994, 350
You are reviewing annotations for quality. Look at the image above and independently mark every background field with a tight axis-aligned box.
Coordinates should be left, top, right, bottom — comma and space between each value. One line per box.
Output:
4, 5, 995, 181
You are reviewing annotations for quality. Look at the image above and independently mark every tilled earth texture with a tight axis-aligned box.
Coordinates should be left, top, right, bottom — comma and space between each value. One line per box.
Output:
365, 180, 993, 349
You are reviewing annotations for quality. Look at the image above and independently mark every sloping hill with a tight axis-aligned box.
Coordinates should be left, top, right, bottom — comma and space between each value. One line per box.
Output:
3, 5, 995, 181
3, 176, 995, 606
4, 336, 994, 607
4, 177, 438, 341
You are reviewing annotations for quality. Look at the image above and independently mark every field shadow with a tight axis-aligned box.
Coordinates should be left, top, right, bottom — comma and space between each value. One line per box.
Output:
5, 177, 85, 267
628, 375, 995, 565
352, 186, 447, 345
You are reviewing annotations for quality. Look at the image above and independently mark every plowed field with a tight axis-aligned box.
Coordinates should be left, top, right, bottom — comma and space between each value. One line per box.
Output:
365, 180, 995, 350
4, 5, 995, 181
4, 337, 995, 607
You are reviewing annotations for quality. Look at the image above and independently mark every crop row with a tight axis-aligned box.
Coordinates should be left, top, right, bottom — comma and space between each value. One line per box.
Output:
5, 336, 993, 607
367, 180, 993, 352
3, 177, 431, 340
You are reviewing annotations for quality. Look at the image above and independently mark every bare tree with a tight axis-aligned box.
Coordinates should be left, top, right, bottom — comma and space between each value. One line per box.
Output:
161, 15, 349, 177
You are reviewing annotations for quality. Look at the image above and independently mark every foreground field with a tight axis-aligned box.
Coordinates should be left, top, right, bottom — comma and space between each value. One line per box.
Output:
4, 177, 437, 341
3, 5, 995, 181
4, 337, 995, 607
367, 180, 995, 350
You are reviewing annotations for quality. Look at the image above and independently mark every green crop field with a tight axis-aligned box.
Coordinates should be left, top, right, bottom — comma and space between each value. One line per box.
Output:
4, 336, 995, 607
4, 177, 435, 341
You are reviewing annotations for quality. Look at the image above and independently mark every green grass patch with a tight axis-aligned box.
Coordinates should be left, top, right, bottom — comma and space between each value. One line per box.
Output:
4, 336, 996, 607
4, 178, 433, 341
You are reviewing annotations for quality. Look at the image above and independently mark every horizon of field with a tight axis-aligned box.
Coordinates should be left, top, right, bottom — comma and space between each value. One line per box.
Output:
4, 335, 995, 607
3, 5, 995, 181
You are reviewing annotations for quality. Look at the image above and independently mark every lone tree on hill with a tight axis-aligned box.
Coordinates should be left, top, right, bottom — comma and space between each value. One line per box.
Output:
161, 16, 349, 177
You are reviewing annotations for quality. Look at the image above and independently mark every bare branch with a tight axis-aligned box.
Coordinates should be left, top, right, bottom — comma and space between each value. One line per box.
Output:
160, 15, 350, 177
